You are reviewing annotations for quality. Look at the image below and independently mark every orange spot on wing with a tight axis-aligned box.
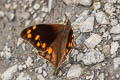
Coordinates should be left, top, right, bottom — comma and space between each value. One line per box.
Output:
70, 42, 73, 47
47, 47, 52, 54
46, 54, 50, 60
32, 25, 36, 30
72, 34, 74, 38
68, 42, 71, 48
52, 52, 56, 61
35, 35, 40, 40
27, 34, 32, 38
72, 39, 74, 43
42, 43, 46, 48
36, 42, 40, 47
27, 29, 31, 34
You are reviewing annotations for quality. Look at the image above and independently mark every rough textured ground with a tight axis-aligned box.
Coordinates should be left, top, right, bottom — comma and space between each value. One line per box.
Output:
0, 0, 120, 80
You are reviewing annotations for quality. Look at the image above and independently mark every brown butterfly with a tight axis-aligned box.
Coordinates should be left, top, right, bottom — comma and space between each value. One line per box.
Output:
20, 20, 74, 74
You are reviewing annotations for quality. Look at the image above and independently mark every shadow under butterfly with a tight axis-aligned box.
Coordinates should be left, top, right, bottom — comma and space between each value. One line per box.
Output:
20, 20, 74, 75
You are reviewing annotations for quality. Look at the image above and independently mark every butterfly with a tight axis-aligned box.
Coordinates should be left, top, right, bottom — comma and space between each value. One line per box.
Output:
20, 20, 74, 74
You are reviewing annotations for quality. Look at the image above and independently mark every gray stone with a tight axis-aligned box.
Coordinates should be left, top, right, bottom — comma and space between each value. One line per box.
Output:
80, 16, 94, 32
18, 64, 24, 71
33, 13, 37, 18
43, 70, 47, 77
110, 24, 120, 34
38, 67, 42, 74
95, 11, 109, 24
6, 12, 15, 21
22, 43, 26, 51
75, 34, 85, 47
99, 28, 105, 33
98, 73, 105, 80
18, 64, 27, 71
117, 0, 120, 3
102, 31, 109, 38
41, 6, 48, 12
42, 63, 47, 69
67, 64, 82, 78
16, 72, 31, 80
12, 2, 17, 9
33, 3, 40, 10
104, 3, 115, 16
86, 71, 94, 80
28, 0, 34, 6
80, 0, 92, 6
110, 18, 118, 26
0, 43, 12, 59
17, 38, 23, 47
107, 0, 117, 3
25, 20, 31, 26
60, 0, 93, 6
48, 0, 52, 12
28, 8, 35, 14
1, 65, 18, 80
0, 11, 4, 18
72, 10, 89, 27
81, 49, 104, 65
77, 53, 84, 62
34, 17, 43, 24
21, 12, 30, 19
93, 2, 101, 10
113, 57, 120, 69
113, 35, 120, 40
102, 45, 110, 56
37, 75, 45, 80
84, 34, 102, 48
63, 0, 81, 5
71, 49, 79, 57
25, 57, 33, 67
110, 42, 119, 55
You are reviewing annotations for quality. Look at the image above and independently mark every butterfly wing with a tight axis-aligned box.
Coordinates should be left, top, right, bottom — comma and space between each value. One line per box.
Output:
55, 28, 74, 71
21, 24, 65, 66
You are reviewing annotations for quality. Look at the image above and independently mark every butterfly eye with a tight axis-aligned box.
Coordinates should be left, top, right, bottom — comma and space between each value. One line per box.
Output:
35, 35, 40, 40
32, 25, 36, 30
27, 34, 32, 38
42, 43, 46, 48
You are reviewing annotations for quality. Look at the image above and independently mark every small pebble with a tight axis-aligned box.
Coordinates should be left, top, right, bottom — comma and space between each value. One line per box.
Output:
0, 11, 5, 18
84, 34, 102, 48
95, 11, 109, 24
16, 72, 31, 80
37, 75, 45, 80
43, 70, 47, 77
1, 65, 18, 80
81, 49, 104, 65
33, 3, 40, 10
67, 64, 82, 78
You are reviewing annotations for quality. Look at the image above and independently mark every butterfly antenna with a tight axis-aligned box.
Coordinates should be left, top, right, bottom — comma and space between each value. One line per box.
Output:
65, 11, 77, 25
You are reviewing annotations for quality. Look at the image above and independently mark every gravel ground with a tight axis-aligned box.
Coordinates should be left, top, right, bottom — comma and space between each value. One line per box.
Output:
0, 0, 120, 80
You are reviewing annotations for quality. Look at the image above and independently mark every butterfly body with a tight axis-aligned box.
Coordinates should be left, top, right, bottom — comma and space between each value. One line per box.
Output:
21, 20, 74, 74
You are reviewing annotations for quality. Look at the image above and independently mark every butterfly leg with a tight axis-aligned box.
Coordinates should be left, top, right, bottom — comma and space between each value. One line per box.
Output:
53, 67, 61, 75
